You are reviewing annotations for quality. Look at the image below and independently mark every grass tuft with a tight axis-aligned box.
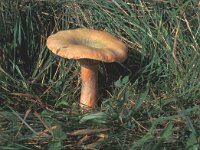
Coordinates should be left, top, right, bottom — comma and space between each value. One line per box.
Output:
0, 0, 199, 149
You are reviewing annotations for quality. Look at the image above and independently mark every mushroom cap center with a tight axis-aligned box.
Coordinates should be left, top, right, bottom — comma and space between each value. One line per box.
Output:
71, 38, 105, 49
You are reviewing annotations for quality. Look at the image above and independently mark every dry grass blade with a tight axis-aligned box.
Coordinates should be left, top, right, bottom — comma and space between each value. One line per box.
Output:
172, 24, 180, 65
69, 128, 110, 136
33, 125, 57, 138
15, 108, 32, 138
33, 111, 53, 135
84, 136, 107, 149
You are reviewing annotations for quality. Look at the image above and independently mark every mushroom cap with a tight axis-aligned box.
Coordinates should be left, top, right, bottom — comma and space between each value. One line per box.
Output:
47, 28, 127, 62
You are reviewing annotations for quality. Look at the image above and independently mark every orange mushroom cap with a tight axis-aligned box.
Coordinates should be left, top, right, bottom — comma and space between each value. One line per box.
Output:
47, 28, 127, 62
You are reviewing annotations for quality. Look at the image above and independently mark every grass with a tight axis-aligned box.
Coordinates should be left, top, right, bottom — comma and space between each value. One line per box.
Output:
0, 0, 200, 149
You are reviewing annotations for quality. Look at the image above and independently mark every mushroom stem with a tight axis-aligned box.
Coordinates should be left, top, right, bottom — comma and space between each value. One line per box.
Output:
79, 60, 98, 108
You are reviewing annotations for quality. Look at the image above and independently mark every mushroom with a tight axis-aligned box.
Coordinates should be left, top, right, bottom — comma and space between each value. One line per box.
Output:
47, 28, 127, 108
